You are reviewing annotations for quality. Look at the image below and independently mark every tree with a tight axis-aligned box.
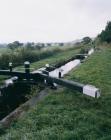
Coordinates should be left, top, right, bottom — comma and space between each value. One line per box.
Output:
25, 42, 35, 50
35, 43, 45, 50
82, 37, 92, 44
8, 41, 23, 50
98, 21, 111, 43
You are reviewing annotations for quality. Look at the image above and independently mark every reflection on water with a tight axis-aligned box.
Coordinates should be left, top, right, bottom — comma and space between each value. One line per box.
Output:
49, 59, 81, 78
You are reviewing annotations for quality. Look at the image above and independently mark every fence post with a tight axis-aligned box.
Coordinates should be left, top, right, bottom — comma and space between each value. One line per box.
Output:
24, 61, 30, 74
9, 62, 13, 72
58, 69, 62, 78
45, 64, 50, 71
59, 71, 61, 78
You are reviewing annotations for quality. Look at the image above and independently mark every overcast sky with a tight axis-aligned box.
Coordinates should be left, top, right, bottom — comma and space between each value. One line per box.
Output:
0, 0, 111, 43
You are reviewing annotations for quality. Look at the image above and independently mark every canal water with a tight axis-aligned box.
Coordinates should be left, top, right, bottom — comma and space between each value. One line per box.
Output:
0, 83, 31, 120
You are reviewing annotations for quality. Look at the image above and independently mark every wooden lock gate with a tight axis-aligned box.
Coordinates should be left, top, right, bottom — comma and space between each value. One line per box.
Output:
0, 61, 101, 98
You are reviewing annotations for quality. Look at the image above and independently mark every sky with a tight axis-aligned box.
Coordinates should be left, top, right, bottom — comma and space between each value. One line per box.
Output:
0, 0, 111, 43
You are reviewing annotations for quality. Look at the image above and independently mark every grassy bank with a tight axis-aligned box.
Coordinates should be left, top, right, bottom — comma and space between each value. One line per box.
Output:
1, 46, 111, 139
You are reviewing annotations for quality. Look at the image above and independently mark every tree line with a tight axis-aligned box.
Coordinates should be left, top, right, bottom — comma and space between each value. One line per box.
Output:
98, 21, 111, 43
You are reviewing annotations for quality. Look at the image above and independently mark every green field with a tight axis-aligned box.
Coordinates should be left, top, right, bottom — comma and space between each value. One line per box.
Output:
1, 45, 111, 139
0, 47, 9, 54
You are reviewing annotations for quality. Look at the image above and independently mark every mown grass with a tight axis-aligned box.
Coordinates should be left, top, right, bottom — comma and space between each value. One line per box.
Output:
67, 47, 111, 95
1, 46, 111, 139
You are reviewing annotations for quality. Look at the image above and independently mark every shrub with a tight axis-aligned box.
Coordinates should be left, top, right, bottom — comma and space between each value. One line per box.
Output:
0, 47, 61, 69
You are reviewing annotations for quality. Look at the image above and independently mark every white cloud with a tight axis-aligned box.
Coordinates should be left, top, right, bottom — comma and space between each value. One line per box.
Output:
0, 0, 110, 43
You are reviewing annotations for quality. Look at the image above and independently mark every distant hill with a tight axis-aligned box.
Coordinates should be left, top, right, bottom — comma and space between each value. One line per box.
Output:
0, 44, 7, 48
